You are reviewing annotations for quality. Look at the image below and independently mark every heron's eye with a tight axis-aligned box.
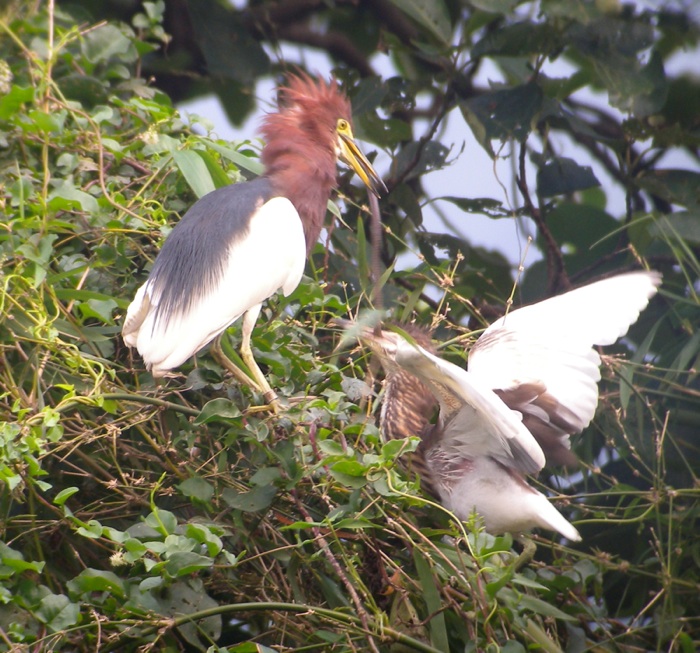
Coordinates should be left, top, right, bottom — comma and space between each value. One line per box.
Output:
337, 118, 350, 133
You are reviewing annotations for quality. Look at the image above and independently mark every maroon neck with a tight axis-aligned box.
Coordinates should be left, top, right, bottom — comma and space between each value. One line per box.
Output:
263, 143, 337, 254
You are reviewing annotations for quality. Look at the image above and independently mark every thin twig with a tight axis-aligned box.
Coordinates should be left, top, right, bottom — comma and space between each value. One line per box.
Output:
369, 191, 384, 318
515, 141, 568, 292
391, 84, 456, 190
293, 492, 382, 653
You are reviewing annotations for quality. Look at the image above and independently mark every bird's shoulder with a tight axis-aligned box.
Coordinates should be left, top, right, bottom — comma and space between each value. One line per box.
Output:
173, 177, 278, 239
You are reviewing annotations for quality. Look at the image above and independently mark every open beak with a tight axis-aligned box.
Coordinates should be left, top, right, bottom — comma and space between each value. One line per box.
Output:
338, 133, 387, 197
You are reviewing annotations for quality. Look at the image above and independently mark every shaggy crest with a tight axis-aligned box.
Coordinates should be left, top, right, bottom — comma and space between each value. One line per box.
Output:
260, 74, 352, 149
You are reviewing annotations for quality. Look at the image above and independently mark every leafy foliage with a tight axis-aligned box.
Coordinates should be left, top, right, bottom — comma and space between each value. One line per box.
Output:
0, 1, 698, 651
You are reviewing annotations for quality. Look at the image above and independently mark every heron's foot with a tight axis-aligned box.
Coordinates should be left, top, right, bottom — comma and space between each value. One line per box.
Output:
263, 390, 281, 414
212, 337, 284, 413
211, 340, 261, 389
245, 398, 282, 415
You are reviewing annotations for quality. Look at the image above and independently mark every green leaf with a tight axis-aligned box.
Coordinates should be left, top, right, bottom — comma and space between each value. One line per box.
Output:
222, 484, 277, 512
567, 14, 654, 55
195, 149, 233, 189
82, 24, 134, 63
101, 138, 123, 153
173, 149, 216, 198
1, 557, 45, 574
0, 542, 24, 563
535, 202, 618, 274
387, 0, 452, 44
27, 110, 61, 133
606, 50, 668, 117
541, 0, 600, 20
59, 74, 109, 107
139, 576, 164, 592
635, 170, 700, 209
537, 157, 600, 196
381, 437, 417, 459
648, 211, 700, 245
413, 549, 449, 651
328, 469, 367, 489
668, 329, 700, 375
145, 508, 178, 535
340, 375, 372, 401
330, 459, 367, 477
438, 196, 511, 218
35, 593, 80, 632
195, 398, 242, 424
164, 551, 214, 577
123, 538, 148, 562
179, 476, 215, 502
206, 141, 264, 175
0, 85, 34, 120
185, 524, 223, 556
48, 180, 99, 214
226, 643, 277, 653
469, 0, 521, 13
510, 576, 548, 591
524, 618, 566, 652
250, 466, 282, 487
78, 298, 118, 324
67, 569, 126, 598
187, 0, 269, 84
76, 519, 104, 539
358, 112, 412, 148
17, 234, 57, 272
53, 487, 79, 506
332, 518, 378, 530
567, 19, 667, 117
472, 22, 560, 58
392, 141, 451, 181
460, 83, 543, 157
392, 183, 423, 225
518, 594, 576, 622
151, 578, 221, 647
279, 520, 317, 531
317, 439, 349, 457
351, 76, 388, 115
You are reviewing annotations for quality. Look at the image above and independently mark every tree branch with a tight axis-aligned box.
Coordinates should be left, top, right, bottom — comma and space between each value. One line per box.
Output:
516, 141, 569, 293
276, 23, 375, 77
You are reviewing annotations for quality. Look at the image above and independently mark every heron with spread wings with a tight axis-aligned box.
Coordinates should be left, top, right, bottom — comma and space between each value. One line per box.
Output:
350, 271, 661, 541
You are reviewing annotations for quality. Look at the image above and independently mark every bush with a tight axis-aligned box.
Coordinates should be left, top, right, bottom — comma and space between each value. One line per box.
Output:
0, 3, 698, 651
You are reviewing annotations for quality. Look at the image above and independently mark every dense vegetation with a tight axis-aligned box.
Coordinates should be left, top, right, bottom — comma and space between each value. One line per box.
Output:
0, 1, 698, 651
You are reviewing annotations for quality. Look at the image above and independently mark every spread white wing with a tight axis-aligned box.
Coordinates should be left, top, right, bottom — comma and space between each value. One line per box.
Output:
468, 271, 661, 434
395, 339, 546, 475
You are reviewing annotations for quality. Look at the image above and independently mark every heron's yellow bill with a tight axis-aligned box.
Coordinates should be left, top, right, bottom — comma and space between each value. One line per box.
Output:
336, 120, 386, 197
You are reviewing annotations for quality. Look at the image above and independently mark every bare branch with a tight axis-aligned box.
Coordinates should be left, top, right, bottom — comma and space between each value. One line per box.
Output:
276, 23, 375, 77
515, 141, 569, 293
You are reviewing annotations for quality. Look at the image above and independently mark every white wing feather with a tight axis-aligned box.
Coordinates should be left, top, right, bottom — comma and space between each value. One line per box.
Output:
124, 197, 306, 375
468, 271, 661, 431
395, 340, 546, 473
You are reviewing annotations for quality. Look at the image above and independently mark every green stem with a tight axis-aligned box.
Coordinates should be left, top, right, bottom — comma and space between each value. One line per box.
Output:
54, 393, 201, 418
101, 601, 444, 653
